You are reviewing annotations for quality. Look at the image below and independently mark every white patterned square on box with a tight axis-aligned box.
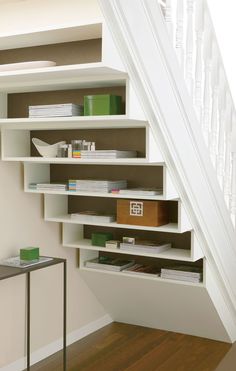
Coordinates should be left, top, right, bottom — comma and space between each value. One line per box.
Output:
130, 201, 143, 216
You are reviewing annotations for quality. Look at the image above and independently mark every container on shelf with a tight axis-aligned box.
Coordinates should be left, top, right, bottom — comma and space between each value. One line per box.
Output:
117, 199, 169, 227
84, 94, 122, 115
92, 232, 114, 247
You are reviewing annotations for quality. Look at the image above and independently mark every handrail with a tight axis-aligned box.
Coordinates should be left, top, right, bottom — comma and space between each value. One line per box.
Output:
160, 0, 236, 226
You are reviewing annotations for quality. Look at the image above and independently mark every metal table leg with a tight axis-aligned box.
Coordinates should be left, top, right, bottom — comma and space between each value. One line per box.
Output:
26, 272, 30, 370
63, 261, 67, 371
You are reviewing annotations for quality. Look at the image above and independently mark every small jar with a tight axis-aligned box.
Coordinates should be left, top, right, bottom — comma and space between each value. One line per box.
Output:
71, 140, 83, 158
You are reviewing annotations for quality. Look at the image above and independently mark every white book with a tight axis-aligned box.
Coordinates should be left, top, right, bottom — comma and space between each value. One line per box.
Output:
161, 266, 202, 278
161, 274, 202, 283
85, 258, 135, 272
119, 188, 163, 196
71, 212, 115, 223
120, 242, 171, 254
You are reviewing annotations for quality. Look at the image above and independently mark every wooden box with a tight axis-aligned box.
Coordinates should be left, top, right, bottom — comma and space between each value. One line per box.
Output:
117, 199, 169, 227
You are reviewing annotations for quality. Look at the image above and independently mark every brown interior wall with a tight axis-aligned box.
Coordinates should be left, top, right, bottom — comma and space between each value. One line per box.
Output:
50, 165, 163, 189
84, 226, 191, 251
8, 86, 126, 118
0, 39, 102, 66
67, 198, 178, 223
30, 128, 145, 157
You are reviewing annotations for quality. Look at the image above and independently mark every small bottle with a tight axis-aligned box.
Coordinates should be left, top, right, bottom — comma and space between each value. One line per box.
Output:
68, 144, 72, 158
91, 142, 96, 151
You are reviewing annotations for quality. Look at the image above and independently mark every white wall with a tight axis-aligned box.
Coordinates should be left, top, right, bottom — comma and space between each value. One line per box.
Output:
0, 1, 110, 369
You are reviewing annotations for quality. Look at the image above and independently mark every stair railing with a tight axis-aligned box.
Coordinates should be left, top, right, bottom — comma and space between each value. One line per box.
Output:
160, 0, 236, 226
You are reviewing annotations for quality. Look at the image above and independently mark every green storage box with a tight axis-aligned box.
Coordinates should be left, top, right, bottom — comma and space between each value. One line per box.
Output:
84, 94, 122, 116
91, 232, 113, 247
20, 247, 39, 261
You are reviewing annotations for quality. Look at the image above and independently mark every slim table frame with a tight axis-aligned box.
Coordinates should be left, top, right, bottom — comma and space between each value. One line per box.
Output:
0, 257, 67, 371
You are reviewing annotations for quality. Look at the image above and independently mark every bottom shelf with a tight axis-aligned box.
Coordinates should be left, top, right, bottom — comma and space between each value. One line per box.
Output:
80, 266, 204, 287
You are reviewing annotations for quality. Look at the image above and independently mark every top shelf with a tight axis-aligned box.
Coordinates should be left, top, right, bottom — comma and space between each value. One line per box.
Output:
0, 63, 127, 93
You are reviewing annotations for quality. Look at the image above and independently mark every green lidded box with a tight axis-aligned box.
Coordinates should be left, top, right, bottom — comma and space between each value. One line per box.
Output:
84, 94, 122, 116
92, 232, 113, 247
20, 247, 39, 261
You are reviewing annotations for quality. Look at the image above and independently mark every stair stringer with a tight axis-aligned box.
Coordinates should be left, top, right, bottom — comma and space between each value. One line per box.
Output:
98, 0, 236, 341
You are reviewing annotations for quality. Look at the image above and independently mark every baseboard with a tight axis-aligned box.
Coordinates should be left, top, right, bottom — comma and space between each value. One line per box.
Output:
1, 314, 113, 371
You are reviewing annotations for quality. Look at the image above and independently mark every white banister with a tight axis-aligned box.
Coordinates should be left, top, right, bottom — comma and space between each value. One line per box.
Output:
230, 124, 236, 222
224, 107, 233, 204
203, 22, 212, 145
194, 0, 204, 120
176, 0, 184, 70
209, 42, 219, 167
185, 0, 195, 97
216, 69, 226, 184
164, 0, 173, 40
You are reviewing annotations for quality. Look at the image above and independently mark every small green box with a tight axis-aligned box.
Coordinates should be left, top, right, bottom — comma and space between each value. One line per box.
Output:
84, 94, 122, 116
20, 247, 39, 261
91, 232, 113, 247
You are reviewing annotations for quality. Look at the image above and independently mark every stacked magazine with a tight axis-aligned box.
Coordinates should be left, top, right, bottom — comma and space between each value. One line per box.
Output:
85, 257, 135, 272
29, 103, 83, 118
119, 188, 163, 196
80, 150, 137, 159
123, 264, 161, 277
68, 179, 127, 193
161, 265, 203, 283
71, 211, 115, 223
120, 240, 171, 254
29, 183, 67, 191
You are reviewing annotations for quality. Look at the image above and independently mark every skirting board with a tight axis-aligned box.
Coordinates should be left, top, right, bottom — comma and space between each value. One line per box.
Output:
1, 314, 113, 371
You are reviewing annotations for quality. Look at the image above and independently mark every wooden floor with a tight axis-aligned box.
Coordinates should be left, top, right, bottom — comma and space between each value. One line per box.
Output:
28, 323, 232, 371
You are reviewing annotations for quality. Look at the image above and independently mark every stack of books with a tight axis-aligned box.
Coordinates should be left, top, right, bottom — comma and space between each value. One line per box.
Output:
85, 257, 135, 272
29, 183, 67, 191
29, 103, 83, 118
123, 264, 161, 277
80, 150, 137, 159
161, 265, 203, 283
119, 188, 163, 196
70, 211, 115, 223
120, 240, 171, 254
68, 179, 127, 193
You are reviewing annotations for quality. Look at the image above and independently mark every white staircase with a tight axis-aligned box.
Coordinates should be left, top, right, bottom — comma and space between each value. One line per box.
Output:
0, 0, 235, 346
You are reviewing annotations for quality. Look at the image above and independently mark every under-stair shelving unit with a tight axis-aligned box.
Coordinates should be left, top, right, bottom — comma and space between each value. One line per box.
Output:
2, 19, 227, 343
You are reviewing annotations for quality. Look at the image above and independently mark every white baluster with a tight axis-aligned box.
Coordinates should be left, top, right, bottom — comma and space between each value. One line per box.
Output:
185, 0, 195, 97
209, 42, 219, 167
176, 0, 184, 70
230, 124, 236, 224
164, 0, 173, 40
195, 0, 204, 120
216, 69, 226, 185
223, 97, 233, 206
203, 24, 212, 145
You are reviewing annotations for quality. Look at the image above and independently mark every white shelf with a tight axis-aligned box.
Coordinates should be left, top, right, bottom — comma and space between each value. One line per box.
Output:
26, 189, 169, 201
64, 238, 194, 261
80, 267, 203, 287
4, 157, 163, 165
0, 62, 127, 93
46, 214, 187, 233
0, 116, 148, 130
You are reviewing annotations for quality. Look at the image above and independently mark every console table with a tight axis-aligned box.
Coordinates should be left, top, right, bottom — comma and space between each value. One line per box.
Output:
0, 257, 67, 371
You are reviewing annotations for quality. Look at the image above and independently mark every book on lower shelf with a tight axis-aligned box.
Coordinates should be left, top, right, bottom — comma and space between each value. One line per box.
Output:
68, 179, 127, 193
120, 240, 171, 254
85, 257, 135, 272
123, 263, 161, 277
160, 265, 203, 283
29, 183, 67, 191
80, 150, 137, 159
119, 188, 163, 196
71, 211, 116, 223
29, 103, 83, 118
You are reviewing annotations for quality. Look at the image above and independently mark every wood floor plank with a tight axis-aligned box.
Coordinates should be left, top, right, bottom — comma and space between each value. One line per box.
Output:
26, 322, 232, 371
